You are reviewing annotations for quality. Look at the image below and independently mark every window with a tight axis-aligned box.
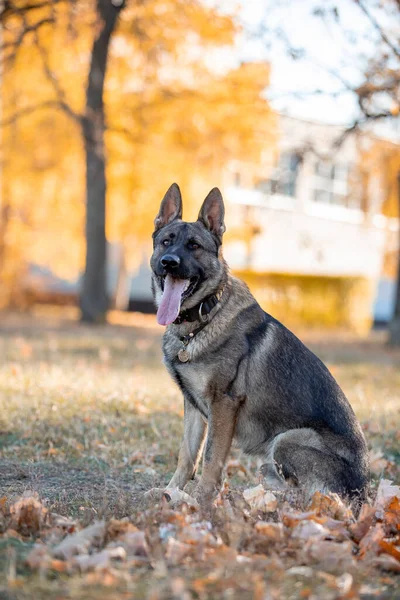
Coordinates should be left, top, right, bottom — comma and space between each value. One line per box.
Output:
233, 171, 241, 187
313, 160, 349, 205
276, 152, 301, 197
253, 152, 301, 198
254, 178, 273, 194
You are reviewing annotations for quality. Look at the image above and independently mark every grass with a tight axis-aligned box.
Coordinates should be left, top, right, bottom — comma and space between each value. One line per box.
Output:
0, 308, 399, 599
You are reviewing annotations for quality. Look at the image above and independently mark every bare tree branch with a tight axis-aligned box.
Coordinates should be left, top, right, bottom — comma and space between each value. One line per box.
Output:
0, 1, 67, 22
33, 30, 82, 124
354, 0, 400, 59
0, 101, 67, 127
1, 17, 54, 61
332, 111, 394, 148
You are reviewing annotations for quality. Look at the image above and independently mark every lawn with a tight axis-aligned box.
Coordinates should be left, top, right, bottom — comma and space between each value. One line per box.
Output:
0, 308, 399, 599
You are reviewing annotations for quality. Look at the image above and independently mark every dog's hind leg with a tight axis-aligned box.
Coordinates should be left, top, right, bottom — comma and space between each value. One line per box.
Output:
260, 429, 359, 498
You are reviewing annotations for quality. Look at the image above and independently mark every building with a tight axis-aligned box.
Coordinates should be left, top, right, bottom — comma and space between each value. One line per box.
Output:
130, 114, 399, 332
220, 114, 399, 331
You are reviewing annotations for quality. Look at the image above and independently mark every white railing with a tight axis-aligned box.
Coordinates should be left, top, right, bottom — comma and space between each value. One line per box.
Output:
225, 185, 399, 231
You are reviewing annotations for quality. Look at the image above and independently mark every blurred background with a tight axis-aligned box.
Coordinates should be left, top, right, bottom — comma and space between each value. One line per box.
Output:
1, 0, 399, 339
0, 7, 399, 594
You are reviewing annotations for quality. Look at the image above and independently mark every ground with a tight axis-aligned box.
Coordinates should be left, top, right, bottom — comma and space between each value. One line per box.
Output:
0, 308, 399, 599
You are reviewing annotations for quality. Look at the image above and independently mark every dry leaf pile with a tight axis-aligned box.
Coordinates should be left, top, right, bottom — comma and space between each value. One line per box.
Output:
0, 477, 399, 597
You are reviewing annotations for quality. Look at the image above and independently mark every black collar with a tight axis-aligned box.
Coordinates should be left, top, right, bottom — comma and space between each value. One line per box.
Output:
173, 288, 224, 324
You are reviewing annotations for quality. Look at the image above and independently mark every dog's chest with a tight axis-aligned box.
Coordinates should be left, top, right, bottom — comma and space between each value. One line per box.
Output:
163, 336, 212, 415
175, 362, 211, 415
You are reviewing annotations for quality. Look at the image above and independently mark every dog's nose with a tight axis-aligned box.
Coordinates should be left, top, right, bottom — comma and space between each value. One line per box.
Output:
161, 254, 181, 269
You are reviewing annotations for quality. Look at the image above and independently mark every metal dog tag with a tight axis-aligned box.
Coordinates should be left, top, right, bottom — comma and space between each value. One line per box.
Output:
178, 349, 190, 363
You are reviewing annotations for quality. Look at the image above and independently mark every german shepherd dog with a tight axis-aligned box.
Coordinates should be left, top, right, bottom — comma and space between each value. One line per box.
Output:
150, 183, 370, 504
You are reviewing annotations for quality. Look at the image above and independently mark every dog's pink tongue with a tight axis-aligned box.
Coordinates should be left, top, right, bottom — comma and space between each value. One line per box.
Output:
157, 275, 189, 326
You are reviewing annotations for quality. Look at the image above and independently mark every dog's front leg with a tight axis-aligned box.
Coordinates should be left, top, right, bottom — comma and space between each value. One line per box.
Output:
166, 396, 207, 490
194, 393, 240, 503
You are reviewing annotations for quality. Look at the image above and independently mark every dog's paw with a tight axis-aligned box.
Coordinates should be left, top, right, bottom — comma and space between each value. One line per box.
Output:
163, 487, 199, 508
143, 487, 166, 502
192, 484, 217, 509
143, 487, 199, 509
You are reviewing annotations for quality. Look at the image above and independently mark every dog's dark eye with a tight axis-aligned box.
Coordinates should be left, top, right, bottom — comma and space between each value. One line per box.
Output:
162, 239, 170, 247
188, 241, 200, 250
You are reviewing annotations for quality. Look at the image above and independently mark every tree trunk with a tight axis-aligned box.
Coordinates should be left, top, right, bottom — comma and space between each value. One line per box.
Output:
388, 172, 400, 345
80, 0, 125, 323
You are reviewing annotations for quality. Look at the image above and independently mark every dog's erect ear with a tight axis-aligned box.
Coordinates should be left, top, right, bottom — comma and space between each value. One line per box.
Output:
198, 188, 225, 240
154, 183, 182, 231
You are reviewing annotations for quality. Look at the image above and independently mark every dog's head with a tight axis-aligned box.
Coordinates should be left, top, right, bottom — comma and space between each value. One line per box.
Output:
151, 183, 227, 326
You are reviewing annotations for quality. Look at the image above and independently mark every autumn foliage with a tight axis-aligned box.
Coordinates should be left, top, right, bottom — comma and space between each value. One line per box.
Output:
1, 479, 399, 596
1, 0, 274, 306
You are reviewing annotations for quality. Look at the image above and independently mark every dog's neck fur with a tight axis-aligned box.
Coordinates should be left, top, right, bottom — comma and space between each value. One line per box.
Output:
173, 287, 225, 325
165, 275, 257, 343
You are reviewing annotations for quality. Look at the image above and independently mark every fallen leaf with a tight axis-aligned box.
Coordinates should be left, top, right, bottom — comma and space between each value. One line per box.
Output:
336, 572, 354, 596
375, 479, 400, 510
180, 522, 219, 547
305, 540, 354, 571
226, 459, 251, 479
49, 559, 68, 572
281, 511, 317, 528
382, 496, 400, 535
236, 554, 253, 564
106, 518, 138, 540
281, 508, 351, 541
315, 571, 338, 586
291, 520, 330, 541
165, 538, 193, 566
318, 518, 351, 541
119, 530, 149, 557
52, 521, 106, 560
378, 539, 400, 562
286, 566, 314, 577
308, 491, 353, 521
51, 514, 77, 530
358, 523, 385, 559
215, 479, 230, 500
349, 504, 376, 543
254, 522, 285, 542
73, 546, 126, 572
10, 492, 48, 536
372, 555, 400, 573
214, 495, 235, 520
243, 485, 278, 512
